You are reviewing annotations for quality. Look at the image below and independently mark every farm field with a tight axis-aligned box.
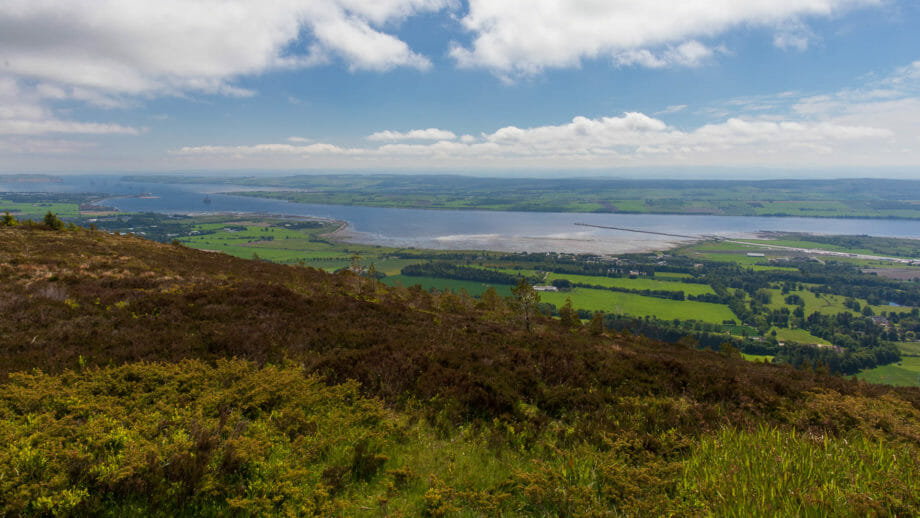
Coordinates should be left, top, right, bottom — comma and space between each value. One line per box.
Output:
176, 220, 420, 274
0, 198, 81, 219
768, 327, 829, 346
539, 287, 736, 323
382, 275, 513, 297
765, 287, 914, 318
853, 356, 920, 387
542, 272, 716, 295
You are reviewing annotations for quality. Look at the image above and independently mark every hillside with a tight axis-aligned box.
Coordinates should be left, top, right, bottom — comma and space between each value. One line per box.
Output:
2, 223, 920, 516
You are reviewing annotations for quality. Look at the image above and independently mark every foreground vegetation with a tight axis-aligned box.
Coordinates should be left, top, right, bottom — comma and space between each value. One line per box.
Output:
2, 220, 920, 515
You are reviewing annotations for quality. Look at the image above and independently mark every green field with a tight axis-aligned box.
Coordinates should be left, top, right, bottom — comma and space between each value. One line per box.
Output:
0, 199, 81, 219
382, 275, 512, 297
741, 353, 775, 362
766, 287, 915, 318
853, 356, 920, 387
897, 341, 920, 356
768, 326, 829, 346
176, 221, 420, 274
540, 287, 736, 323
655, 272, 691, 279
690, 253, 777, 266
543, 272, 716, 295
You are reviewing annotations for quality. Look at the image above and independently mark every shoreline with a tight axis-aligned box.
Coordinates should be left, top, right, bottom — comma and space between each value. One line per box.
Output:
90, 195, 920, 257
225, 191, 920, 221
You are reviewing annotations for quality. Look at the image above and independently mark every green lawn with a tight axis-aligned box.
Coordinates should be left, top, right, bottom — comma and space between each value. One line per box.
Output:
540, 288, 736, 323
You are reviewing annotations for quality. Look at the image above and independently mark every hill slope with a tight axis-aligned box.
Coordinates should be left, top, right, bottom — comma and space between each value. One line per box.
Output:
2, 225, 920, 516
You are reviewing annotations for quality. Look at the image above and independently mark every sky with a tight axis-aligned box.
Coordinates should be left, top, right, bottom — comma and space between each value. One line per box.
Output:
1, 0, 920, 177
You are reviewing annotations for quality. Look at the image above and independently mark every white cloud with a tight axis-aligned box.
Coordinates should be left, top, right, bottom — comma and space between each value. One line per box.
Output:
0, 137, 99, 155
177, 142, 350, 157
655, 105, 688, 115
0, 1, 449, 153
450, 0, 881, 77
0, 120, 140, 136
772, 19, 816, 51
0, 0, 450, 100
173, 110, 895, 168
367, 128, 457, 141
0, 76, 140, 136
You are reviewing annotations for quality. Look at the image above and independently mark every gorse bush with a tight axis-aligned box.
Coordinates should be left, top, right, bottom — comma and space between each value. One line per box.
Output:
0, 360, 395, 516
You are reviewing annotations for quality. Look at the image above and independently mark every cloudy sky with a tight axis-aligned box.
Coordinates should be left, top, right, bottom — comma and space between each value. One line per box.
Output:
1, 0, 919, 176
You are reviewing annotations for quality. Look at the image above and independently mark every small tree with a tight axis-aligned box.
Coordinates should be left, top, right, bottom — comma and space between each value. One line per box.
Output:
512, 277, 540, 332
349, 252, 362, 273
479, 286, 501, 312
559, 297, 580, 329
1, 211, 16, 226
589, 311, 605, 336
43, 211, 64, 230
718, 341, 741, 358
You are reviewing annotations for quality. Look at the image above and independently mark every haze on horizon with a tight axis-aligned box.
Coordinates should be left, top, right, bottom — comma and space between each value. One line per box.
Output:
1, 1, 919, 178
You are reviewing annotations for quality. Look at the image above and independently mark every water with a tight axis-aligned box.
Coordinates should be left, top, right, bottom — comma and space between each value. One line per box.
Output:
3, 174, 920, 255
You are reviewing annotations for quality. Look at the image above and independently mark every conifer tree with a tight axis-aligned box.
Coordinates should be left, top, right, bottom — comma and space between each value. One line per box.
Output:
1, 211, 16, 226
43, 211, 63, 230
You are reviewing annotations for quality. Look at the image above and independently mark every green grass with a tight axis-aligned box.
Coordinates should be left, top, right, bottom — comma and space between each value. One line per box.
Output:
381, 275, 513, 297
766, 288, 848, 316
540, 288, 736, 323
543, 272, 715, 295
853, 356, 920, 387
176, 221, 426, 274
749, 264, 799, 272
654, 272, 691, 279
690, 253, 773, 266
897, 341, 920, 356
766, 287, 916, 318
768, 326, 829, 345
680, 426, 920, 516
741, 353, 774, 363
0, 199, 81, 219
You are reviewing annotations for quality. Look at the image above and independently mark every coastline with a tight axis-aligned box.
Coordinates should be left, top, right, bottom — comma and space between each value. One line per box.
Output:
225, 191, 920, 221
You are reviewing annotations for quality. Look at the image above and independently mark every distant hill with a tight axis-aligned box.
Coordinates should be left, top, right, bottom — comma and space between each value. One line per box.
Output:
2, 223, 919, 515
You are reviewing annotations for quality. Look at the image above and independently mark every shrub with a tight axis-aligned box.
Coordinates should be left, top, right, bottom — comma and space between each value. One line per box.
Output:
0, 360, 397, 516
43, 211, 64, 230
